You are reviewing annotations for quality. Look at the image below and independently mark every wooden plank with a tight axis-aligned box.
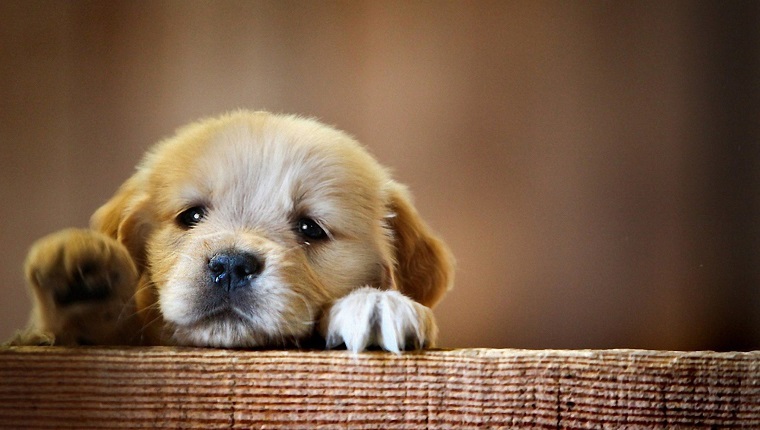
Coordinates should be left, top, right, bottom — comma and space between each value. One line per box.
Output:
0, 347, 758, 429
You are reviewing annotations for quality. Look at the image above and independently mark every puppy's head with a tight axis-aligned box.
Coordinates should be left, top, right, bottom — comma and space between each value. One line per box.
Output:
91, 111, 453, 347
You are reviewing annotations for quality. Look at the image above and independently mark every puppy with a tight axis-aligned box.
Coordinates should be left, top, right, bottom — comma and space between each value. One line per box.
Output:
8, 111, 454, 352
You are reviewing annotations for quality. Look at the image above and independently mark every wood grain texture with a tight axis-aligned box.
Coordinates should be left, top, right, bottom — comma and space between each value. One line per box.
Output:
0, 347, 758, 429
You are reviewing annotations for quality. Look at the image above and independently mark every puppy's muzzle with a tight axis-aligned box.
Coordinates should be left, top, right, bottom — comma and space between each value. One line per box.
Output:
208, 251, 263, 292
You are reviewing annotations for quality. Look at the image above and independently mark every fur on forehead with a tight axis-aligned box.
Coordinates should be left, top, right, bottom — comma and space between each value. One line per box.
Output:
137, 111, 394, 232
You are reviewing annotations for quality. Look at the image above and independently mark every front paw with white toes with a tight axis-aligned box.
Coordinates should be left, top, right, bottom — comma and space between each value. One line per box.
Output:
320, 287, 438, 353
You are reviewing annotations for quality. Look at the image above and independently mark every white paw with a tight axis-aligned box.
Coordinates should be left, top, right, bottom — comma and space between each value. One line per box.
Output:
320, 287, 438, 353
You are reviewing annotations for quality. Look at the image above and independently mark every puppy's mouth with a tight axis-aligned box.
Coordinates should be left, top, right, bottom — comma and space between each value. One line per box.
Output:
167, 279, 263, 328
186, 304, 256, 328
165, 289, 314, 348
166, 302, 268, 348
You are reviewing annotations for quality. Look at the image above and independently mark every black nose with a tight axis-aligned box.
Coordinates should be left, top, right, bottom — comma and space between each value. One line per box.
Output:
208, 251, 263, 292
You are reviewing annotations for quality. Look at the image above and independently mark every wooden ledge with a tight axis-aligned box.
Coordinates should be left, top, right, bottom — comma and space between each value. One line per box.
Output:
1, 347, 758, 428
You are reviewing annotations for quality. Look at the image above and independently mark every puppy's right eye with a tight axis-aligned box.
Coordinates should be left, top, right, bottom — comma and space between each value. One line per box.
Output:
177, 206, 206, 229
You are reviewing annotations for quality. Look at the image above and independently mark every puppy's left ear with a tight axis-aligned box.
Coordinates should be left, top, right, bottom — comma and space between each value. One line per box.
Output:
385, 183, 454, 308
90, 173, 153, 271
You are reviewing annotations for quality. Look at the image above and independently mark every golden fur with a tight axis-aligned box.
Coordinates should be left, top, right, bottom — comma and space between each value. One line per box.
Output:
9, 111, 454, 352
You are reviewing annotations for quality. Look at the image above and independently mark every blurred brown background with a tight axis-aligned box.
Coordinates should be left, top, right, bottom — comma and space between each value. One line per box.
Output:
2, 1, 758, 350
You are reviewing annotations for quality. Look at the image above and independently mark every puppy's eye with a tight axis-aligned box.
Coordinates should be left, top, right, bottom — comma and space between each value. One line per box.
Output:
296, 217, 328, 241
177, 206, 206, 229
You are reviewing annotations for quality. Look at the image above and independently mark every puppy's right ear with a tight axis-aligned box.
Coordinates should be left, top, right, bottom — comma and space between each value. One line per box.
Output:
90, 173, 152, 271
385, 183, 455, 308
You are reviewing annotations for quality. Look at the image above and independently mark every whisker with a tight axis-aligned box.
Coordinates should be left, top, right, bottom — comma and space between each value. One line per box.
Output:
139, 310, 166, 338
115, 283, 155, 323
188, 230, 228, 243
280, 242, 310, 257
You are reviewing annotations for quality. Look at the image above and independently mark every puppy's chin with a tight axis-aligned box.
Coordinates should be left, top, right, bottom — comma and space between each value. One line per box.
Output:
163, 303, 317, 348
159, 279, 320, 348
168, 313, 292, 348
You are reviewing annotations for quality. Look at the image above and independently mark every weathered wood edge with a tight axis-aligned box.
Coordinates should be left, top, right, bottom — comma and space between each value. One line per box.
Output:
1, 347, 758, 429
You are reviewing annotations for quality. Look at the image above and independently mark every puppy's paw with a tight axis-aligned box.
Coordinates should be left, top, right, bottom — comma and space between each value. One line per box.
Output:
26, 229, 133, 306
22, 228, 139, 345
320, 287, 438, 353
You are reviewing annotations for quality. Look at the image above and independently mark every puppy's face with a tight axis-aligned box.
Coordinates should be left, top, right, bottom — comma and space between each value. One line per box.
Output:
92, 112, 453, 348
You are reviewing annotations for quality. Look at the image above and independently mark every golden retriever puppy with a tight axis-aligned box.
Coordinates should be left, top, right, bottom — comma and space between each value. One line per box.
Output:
8, 111, 454, 352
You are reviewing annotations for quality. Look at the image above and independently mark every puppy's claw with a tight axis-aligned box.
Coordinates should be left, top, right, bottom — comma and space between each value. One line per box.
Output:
321, 287, 438, 354
4, 329, 55, 347
323, 292, 375, 352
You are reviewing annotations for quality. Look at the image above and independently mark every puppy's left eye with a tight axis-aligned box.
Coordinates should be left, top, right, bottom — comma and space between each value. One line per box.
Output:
296, 218, 328, 241
177, 206, 207, 229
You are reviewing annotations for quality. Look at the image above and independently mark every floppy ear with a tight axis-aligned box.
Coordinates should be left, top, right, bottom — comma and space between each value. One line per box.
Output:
90, 173, 153, 272
385, 183, 454, 308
